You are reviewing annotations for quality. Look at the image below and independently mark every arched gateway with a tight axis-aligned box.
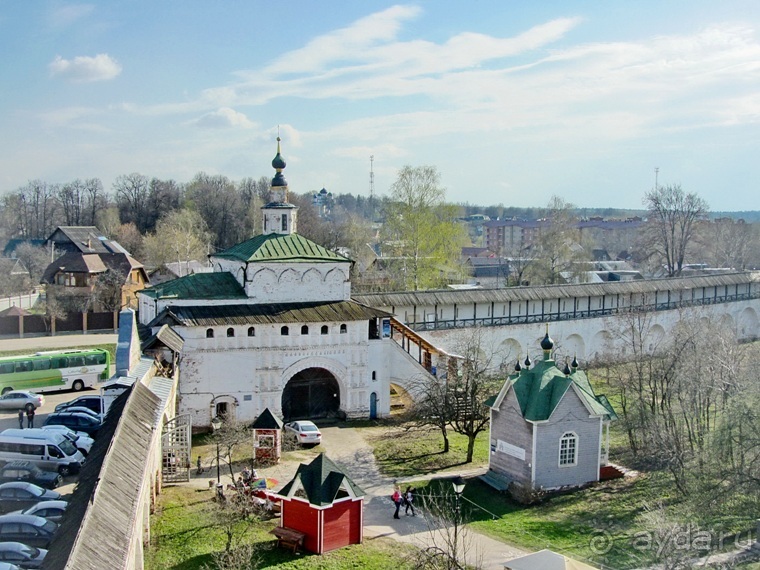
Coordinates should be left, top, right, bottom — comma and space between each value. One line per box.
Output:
281, 368, 341, 421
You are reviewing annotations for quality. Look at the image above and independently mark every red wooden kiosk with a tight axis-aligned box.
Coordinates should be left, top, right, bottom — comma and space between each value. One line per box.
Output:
273, 453, 364, 554
250, 408, 283, 465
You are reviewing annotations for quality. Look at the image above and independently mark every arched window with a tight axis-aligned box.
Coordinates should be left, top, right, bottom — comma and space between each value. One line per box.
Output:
227, 327, 235, 337
340, 324, 347, 334
206, 328, 214, 338
247, 327, 255, 337
372, 371, 377, 380
559, 432, 577, 467
301, 325, 309, 335
321, 325, 328, 335
281, 326, 289, 336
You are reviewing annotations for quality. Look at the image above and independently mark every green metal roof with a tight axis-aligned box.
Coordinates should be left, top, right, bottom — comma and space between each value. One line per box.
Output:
213, 233, 351, 263
502, 357, 615, 421
139, 272, 246, 300
277, 453, 363, 506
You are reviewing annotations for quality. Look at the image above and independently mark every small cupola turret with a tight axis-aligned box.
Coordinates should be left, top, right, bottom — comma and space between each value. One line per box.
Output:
262, 136, 298, 235
540, 325, 554, 360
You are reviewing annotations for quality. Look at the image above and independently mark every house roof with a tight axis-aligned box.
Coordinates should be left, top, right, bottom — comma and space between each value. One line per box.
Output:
40, 252, 145, 284
490, 354, 615, 422
147, 300, 391, 328
139, 272, 247, 300
277, 453, 363, 506
45, 226, 125, 254
213, 233, 351, 264
0, 306, 30, 317
0, 258, 28, 275
250, 408, 283, 430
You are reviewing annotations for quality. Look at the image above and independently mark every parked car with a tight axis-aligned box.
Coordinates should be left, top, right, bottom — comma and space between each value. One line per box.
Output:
48, 406, 100, 421
283, 420, 322, 446
9, 500, 67, 523
0, 541, 46, 569
0, 514, 58, 548
0, 482, 61, 514
0, 392, 43, 413
39, 426, 93, 456
0, 560, 21, 570
42, 412, 102, 438
0, 462, 61, 490
54, 395, 105, 416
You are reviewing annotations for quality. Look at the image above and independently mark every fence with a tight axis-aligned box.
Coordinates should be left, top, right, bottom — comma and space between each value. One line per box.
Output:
0, 292, 40, 312
0, 311, 119, 339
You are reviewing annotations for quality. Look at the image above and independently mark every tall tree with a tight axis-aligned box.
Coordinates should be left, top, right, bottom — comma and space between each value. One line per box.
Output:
524, 196, 588, 285
143, 209, 211, 269
1, 180, 61, 239
643, 184, 708, 277
113, 173, 151, 232
382, 165, 467, 291
185, 173, 245, 249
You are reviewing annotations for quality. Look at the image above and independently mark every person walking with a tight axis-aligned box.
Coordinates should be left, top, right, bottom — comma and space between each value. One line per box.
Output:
26, 407, 34, 428
17, 409, 24, 429
404, 486, 416, 516
392, 486, 403, 519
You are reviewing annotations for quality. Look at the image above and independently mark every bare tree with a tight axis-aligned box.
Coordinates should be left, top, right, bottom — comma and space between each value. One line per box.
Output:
407, 373, 454, 454
409, 483, 482, 570
143, 209, 211, 269
209, 420, 253, 484
642, 184, 708, 277
113, 173, 151, 232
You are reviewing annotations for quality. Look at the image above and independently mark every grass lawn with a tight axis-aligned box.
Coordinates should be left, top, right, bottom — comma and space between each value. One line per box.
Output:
146, 485, 416, 570
366, 422, 489, 479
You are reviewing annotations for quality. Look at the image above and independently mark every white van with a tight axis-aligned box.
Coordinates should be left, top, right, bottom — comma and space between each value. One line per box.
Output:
0, 431, 85, 475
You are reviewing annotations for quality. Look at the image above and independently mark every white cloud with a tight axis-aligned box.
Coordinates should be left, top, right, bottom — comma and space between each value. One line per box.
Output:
194, 107, 255, 129
49, 53, 122, 83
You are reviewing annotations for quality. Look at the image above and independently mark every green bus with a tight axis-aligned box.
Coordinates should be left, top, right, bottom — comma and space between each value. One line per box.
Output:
0, 349, 111, 394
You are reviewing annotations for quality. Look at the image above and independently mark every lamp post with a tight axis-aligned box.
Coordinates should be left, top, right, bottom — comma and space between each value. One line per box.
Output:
211, 417, 222, 485
451, 475, 466, 568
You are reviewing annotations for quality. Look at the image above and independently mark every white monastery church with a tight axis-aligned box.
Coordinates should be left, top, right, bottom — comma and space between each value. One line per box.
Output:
138, 140, 400, 429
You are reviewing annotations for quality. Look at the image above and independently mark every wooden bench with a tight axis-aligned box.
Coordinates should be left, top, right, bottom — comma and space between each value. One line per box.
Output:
270, 526, 306, 553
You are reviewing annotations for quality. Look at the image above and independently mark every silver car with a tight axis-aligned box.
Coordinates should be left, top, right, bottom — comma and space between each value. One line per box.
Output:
284, 420, 322, 446
0, 541, 46, 569
0, 392, 43, 413
9, 500, 68, 523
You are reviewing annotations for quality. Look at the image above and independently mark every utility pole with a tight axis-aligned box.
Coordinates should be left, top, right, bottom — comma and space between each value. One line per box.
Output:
369, 155, 375, 220
654, 167, 659, 190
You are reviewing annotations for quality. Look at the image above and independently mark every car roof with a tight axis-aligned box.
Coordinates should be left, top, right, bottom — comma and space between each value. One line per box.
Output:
3, 461, 38, 469
0, 482, 43, 492
2, 391, 36, 397
26, 500, 67, 510
0, 541, 32, 551
0, 514, 49, 525
48, 411, 99, 420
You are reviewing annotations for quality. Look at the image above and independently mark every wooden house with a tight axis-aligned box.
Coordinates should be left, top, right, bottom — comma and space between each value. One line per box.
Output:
250, 408, 283, 465
274, 453, 363, 554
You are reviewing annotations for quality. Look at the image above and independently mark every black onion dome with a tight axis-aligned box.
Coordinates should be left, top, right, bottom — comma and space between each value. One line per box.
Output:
514, 360, 522, 372
524, 355, 532, 367
571, 355, 579, 369
540, 332, 554, 351
563, 361, 572, 375
272, 137, 286, 170
271, 136, 287, 187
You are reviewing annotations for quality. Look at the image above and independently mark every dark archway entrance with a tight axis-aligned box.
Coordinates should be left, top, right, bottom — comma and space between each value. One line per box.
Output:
281, 368, 340, 421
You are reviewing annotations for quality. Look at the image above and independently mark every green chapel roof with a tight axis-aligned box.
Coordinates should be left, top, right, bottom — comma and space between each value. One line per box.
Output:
139, 272, 246, 300
277, 453, 363, 506
504, 357, 615, 422
213, 233, 350, 264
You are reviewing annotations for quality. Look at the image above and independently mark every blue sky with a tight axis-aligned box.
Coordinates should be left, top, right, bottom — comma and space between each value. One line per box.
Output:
2, 1, 760, 211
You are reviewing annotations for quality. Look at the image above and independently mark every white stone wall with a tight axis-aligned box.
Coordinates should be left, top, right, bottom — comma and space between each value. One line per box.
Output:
419, 300, 760, 370
175, 322, 393, 428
